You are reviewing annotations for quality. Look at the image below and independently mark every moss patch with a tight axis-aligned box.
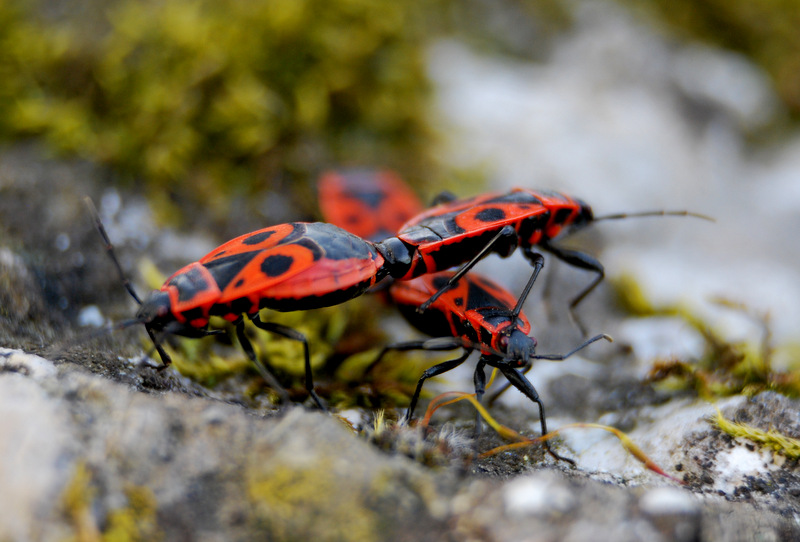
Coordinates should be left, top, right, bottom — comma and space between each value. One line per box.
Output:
714, 409, 800, 460
247, 460, 380, 542
61, 462, 162, 542
615, 274, 800, 399
0, 0, 435, 219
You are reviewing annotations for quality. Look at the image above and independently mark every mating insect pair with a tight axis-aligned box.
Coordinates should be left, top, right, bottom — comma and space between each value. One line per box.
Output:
320, 170, 612, 462
88, 172, 707, 424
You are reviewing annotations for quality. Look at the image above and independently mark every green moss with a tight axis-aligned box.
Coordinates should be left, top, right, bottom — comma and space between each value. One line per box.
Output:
61, 462, 101, 542
247, 461, 379, 542
614, 274, 800, 399
102, 486, 162, 542
0, 0, 436, 217
61, 462, 162, 542
714, 409, 800, 460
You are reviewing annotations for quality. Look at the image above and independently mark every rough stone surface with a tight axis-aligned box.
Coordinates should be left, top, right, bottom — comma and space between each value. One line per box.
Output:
3, 1, 800, 540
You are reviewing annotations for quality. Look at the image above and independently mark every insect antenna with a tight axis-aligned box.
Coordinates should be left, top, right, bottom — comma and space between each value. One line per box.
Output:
593, 210, 714, 223
531, 333, 612, 361
84, 196, 143, 305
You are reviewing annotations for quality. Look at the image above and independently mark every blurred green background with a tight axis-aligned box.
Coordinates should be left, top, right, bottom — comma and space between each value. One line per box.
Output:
1, 0, 798, 224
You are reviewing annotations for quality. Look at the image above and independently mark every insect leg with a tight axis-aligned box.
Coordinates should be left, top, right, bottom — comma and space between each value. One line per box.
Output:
511, 250, 545, 320
406, 349, 472, 423
485, 360, 530, 407
234, 317, 291, 405
366, 336, 470, 376
487, 334, 610, 405
145, 326, 174, 370
473, 357, 488, 436
418, 225, 518, 313
540, 241, 605, 336
249, 314, 325, 410
488, 360, 575, 465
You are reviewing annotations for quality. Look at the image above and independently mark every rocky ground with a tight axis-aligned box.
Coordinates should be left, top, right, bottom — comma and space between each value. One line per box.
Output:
2, 2, 800, 541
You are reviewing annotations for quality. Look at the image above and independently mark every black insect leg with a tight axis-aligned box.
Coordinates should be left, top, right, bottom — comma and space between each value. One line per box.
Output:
510, 250, 545, 320
365, 336, 473, 420
485, 360, 530, 408
487, 359, 575, 465
234, 317, 291, 405
419, 225, 519, 313
365, 340, 430, 378
473, 357, 488, 436
247, 314, 326, 410
366, 336, 470, 377
540, 241, 605, 336
145, 326, 174, 370
406, 350, 471, 423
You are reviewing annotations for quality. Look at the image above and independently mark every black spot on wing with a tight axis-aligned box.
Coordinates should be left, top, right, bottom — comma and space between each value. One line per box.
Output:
475, 207, 506, 222
261, 254, 294, 277
242, 230, 275, 245
432, 275, 450, 290
202, 252, 260, 290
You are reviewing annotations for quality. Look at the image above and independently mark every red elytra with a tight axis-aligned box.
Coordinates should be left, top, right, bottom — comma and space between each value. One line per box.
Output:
394, 188, 586, 281
388, 272, 534, 360
88, 201, 391, 409
390, 187, 710, 330
318, 169, 424, 242
316, 176, 595, 321
315, 170, 608, 463
376, 269, 609, 464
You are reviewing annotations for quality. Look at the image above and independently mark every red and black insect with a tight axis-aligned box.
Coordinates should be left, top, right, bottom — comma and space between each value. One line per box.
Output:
391, 188, 711, 329
376, 269, 610, 463
316, 170, 609, 462
87, 198, 391, 408
319, 176, 709, 333
318, 168, 424, 242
